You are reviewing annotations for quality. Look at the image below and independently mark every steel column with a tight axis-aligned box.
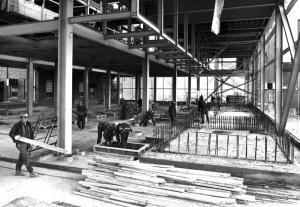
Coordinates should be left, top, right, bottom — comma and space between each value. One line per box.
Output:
26, 58, 34, 116
105, 69, 111, 109
172, 65, 177, 108
157, 0, 164, 33
260, 35, 265, 112
280, 31, 300, 131
184, 13, 188, 51
173, 0, 178, 45
279, 5, 295, 60
142, 52, 150, 113
84, 67, 90, 109
275, 7, 283, 129
57, 0, 73, 154
187, 72, 191, 108
154, 76, 157, 102
117, 73, 120, 104
135, 74, 141, 101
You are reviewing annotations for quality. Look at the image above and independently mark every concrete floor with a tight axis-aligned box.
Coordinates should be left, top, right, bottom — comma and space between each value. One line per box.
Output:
0, 161, 119, 207
1, 105, 300, 206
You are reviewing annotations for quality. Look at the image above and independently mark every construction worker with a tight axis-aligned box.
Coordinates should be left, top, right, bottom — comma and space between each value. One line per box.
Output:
116, 123, 132, 148
9, 113, 38, 177
97, 121, 116, 146
168, 101, 176, 126
77, 100, 87, 130
199, 96, 209, 124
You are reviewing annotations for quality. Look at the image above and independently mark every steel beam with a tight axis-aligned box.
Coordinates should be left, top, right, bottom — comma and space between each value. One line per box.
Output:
129, 42, 170, 49
69, 11, 131, 24
104, 31, 157, 39
279, 5, 295, 60
280, 30, 300, 131
0, 20, 58, 36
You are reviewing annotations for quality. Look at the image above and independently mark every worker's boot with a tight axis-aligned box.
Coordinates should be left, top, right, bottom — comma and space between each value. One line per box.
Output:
30, 172, 38, 177
15, 171, 26, 176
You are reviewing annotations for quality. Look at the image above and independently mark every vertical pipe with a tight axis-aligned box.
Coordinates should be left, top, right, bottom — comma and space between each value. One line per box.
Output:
274, 135, 277, 162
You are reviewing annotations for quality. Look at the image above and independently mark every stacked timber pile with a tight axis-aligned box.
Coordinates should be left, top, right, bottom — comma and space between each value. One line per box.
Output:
74, 158, 255, 207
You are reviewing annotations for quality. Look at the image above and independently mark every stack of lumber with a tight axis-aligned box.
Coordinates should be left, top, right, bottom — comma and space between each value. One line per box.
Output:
74, 159, 255, 207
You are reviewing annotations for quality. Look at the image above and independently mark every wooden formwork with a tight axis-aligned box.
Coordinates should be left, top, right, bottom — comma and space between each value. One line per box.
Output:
93, 142, 149, 157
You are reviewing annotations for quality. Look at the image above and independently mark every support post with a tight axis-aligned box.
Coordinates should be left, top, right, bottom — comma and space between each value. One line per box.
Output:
142, 52, 150, 113
280, 30, 300, 131
260, 35, 265, 112
54, 60, 58, 114
184, 13, 188, 51
157, 0, 164, 34
191, 24, 195, 57
57, 0, 73, 154
135, 74, 141, 101
172, 65, 177, 109
85, 0, 90, 15
105, 69, 111, 109
117, 72, 120, 104
26, 58, 34, 116
187, 72, 191, 108
279, 5, 295, 60
84, 67, 90, 109
154, 76, 157, 102
102, 0, 107, 34
173, 0, 178, 45
275, 7, 283, 130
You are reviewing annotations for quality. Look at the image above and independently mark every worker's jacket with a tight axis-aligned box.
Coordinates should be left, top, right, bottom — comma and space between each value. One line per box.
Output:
9, 121, 34, 145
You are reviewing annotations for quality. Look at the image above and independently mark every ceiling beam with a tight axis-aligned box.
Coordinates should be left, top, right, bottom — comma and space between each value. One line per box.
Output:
69, 11, 131, 24
0, 20, 58, 36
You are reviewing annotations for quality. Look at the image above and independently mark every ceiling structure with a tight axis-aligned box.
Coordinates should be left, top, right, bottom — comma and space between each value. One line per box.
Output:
0, 0, 277, 77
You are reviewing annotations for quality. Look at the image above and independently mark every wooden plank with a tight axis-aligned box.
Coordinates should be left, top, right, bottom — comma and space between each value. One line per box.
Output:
15, 136, 67, 154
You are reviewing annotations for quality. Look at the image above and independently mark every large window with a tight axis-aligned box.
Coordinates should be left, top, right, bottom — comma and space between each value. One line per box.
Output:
120, 77, 135, 100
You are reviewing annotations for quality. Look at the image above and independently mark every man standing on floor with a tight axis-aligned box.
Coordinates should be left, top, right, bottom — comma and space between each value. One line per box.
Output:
9, 113, 38, 177
77, 100, 87, 130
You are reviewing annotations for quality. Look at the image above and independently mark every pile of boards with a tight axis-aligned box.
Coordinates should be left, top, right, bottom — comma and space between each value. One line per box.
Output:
74, 158, 255, 207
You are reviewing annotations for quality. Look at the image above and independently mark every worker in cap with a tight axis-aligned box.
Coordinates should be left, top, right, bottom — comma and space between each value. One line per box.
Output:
9, 113, 38, 177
